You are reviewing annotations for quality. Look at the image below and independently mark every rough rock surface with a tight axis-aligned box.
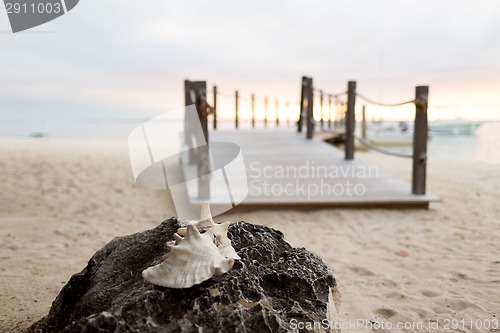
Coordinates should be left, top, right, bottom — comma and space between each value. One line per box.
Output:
28, 218, 337, 333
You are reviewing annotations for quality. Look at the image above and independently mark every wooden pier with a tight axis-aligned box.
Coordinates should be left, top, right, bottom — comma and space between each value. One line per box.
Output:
203, 128, 439, 210
181, 77, 439, 211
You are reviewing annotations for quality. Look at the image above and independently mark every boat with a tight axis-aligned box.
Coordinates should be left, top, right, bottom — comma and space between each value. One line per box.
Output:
429, 119, 483, 136
362, 121, 414, 146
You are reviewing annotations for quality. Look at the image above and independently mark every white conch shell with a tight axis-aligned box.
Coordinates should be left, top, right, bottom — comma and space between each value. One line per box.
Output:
142, 224, 234, 288
177, 203, 241, 260
212, 221, 240, 259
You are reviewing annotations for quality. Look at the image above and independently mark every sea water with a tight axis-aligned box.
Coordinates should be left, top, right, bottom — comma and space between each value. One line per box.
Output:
0, 119, 498, 165
427, 123, 500, 164
369, 122, 500, 165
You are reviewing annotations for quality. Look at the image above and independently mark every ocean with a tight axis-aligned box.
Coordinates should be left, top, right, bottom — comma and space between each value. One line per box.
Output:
426, 123, 500, 165
368, 121, 500, 165
0, 119, 499, 165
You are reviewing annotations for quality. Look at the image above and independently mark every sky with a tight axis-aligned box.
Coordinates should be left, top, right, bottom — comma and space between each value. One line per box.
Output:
1, 0, 500, 127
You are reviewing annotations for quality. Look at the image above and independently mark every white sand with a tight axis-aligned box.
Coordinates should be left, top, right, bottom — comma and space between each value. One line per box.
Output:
1, 139, 499, 332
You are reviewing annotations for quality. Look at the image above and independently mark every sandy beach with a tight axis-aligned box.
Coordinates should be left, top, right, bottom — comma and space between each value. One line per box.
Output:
1, 138, 499, 332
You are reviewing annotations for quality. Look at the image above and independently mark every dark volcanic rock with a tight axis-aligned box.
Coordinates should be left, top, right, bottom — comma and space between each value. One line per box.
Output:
28, 218, 337, 333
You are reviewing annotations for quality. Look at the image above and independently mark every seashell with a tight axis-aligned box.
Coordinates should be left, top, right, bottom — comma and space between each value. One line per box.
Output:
211, 221, 240, 260
176, 203, 240, 260
142, 224, 234, 288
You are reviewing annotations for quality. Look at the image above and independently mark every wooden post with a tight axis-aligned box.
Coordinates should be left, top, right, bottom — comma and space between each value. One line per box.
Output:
184, 80, 208, 163
198, 93, 209, 144
235, 90, 239, 129
328, 94, 332, 129
196, 88, 210, 200
345, 81, 356, 160
184, 80, 209, 199
320, 90, 324, 129
264, 96, 268, 128
298, 76, 306, 133
251, 94, 255, 128
361, 105, 367, 139
213, 85, 217, 130
275, 99, 279, 127
412, 86, 429, 195
184, 80, 191, 147
306, 77, 314, 140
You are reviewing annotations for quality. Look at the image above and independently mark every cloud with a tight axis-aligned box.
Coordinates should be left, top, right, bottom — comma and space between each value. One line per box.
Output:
1, 0, 500, 124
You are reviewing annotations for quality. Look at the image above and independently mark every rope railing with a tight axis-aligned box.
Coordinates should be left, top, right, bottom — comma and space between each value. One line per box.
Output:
302, 79, 429, 195
345, 91, 417, 158
356, 93, 415, 107
312, 88, 348, 98
352, 92, 416, 153
210, 87, 300, 129
210, 84, 415, 133
355, 136, 413, 158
